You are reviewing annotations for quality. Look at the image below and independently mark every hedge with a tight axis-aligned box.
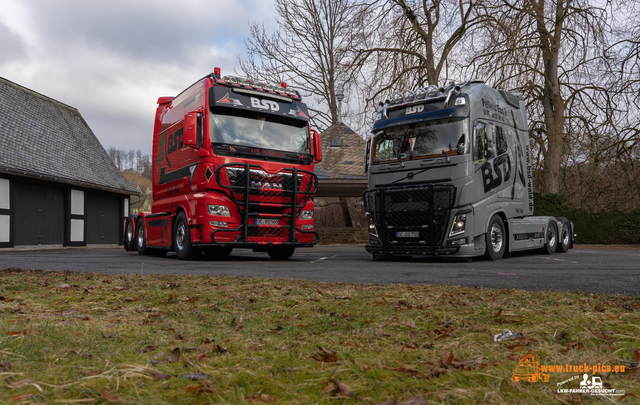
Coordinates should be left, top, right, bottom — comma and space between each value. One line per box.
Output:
532, 192, 640, 244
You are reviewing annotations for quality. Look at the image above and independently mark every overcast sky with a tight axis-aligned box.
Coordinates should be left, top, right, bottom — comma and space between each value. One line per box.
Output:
0, 0, 278, 155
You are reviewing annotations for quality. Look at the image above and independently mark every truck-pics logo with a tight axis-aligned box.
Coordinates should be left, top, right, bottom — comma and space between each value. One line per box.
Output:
251, 97, 279, 112
512, 350, 549, 383
217, 93, 244, 106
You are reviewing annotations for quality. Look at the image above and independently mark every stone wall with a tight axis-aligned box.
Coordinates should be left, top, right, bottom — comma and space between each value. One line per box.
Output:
316, 227, 368, 244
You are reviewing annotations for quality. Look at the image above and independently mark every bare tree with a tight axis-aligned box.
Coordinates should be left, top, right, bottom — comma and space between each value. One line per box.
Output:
240, 0, 360, 130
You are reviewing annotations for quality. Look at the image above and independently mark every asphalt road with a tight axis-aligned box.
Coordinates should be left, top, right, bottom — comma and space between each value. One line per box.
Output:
1, 245, 639, 296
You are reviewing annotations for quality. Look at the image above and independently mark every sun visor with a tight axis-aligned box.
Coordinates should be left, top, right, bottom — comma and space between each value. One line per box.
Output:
209, 86, 309, 121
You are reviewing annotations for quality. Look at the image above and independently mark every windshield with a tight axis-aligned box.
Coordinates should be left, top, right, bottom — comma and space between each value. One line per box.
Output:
210, 111, 310, 154
372, 118, 468, 163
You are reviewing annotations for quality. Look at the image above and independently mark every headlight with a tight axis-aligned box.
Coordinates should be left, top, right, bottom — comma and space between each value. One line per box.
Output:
300, 210, 313, 220
208, 205, 231, 217
367, 215, 378, 237
455, 97, 466, 105
449, 213, 467, 237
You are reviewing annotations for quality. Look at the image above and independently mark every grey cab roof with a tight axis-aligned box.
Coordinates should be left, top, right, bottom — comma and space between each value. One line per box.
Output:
314, 122, 366, 179
0, 76, 138, 195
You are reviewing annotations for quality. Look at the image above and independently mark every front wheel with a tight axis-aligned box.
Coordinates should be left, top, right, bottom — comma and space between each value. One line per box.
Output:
174, 212, 198, 260
267, 246, 295, 260
543, 220, 558, 254
485, 215, 506, 261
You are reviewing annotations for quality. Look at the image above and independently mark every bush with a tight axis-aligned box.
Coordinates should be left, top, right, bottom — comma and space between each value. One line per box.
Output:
533, 192, 640, 244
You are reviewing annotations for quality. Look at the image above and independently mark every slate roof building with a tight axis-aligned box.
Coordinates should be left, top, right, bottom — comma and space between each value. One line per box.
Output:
314, 122, 368, 197
0, 76, 138, 248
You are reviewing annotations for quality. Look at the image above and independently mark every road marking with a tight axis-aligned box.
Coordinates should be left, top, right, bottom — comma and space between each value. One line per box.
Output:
311, 256, 329, 264
497, 273, 517, 275
540, 256, 578, 264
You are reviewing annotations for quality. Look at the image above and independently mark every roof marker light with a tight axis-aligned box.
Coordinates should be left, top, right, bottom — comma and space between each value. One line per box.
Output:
214, 67, 221, 79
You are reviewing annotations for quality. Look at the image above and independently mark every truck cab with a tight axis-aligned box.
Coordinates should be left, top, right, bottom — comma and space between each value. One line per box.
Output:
363, 81, 573, 260
125, 69, 322, 260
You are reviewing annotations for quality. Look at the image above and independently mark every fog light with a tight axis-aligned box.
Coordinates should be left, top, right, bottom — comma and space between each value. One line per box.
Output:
450, 237, 467, 245
208, 205, 231, 216
449, 213, 467, 237
300, 210, 314, 220
301, 224, 313, 230
210, 221, 228, 228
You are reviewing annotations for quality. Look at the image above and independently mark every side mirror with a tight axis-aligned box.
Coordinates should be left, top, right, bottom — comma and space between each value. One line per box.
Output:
364, 138, 371, 174
311, 128, 322, 163
184, 112, 198, 148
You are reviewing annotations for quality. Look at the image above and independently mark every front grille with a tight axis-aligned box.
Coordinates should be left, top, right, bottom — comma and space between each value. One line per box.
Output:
364, 184, 456, 255
213, 163, 319, 247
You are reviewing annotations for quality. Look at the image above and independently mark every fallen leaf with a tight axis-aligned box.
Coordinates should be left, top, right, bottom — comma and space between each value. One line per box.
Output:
168, 347, 180, 363
198, 353, 209, 362
113, 287, 124, 291
594, 305, 605, 312
7, 330, 28, 336
58, 284, 71, 289
494, 308, 503, 317
173, 333, 184, 341
9, 379, 33, 388
99, 388, 128, 403
331, 379, 355, 397
0, 361, 11, 370
148, 370, 172, 380
312, 353, 338, 363
376, 328, 384, 337
321, 382, 336, 394
374, 400, 397, 405
399, 320, 416, 328
253, 394, 276, 403
141, 345, 158, 353
635, 350, 640, 363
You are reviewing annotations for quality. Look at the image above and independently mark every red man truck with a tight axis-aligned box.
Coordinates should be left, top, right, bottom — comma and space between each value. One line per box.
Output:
124, 69, 322, 260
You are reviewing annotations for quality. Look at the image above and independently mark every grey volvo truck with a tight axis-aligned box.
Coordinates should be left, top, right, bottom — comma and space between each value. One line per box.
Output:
363, 80, 574, 260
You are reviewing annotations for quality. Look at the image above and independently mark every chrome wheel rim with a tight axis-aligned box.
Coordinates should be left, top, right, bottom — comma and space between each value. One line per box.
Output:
562, 224, 569, 246
176, 223, 186, 250
548, 226, 556, 248
127, 223, 133, 242
490, 223, 503, 252
137, 226, 143, 247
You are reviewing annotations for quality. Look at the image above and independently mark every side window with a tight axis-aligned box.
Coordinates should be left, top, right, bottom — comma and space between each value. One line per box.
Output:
496, 125, 508, 155
474, 122, 486, 162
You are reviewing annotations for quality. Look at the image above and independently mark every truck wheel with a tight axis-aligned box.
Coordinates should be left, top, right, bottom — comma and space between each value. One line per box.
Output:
485, 215, 506, 261
125, 219, 135, 251
136, 220, 148, 255
174, 212, 198, 260
267, 246, 295, 260
557, 218, 571, 253
204, 246, 233, 259
544, 220, 558, 254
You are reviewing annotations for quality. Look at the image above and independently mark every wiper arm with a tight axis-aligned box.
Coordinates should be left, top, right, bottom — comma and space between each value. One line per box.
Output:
443, 149, 451, 163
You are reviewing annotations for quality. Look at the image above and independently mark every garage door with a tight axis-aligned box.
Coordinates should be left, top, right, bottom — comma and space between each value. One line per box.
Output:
86, 193, 120, 244
13, 182, 65, 245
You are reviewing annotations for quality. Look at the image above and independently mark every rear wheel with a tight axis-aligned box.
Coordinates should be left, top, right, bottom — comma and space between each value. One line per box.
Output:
267, 246, 295, 260
557, 218, 571, 253
485, 215, 506, 261
543, 220, 558, 254
136, 220, 148, 255
174, 212, 198, 260
125, 219, 135, 251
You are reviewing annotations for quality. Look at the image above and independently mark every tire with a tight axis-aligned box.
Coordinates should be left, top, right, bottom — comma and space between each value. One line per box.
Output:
267, 246, 295, 260
125, 219, 135, 251
485, 215, 506, 261
136, 220, 148, 255
204, 246, 233, 259
174, 212, 198, 260
557, 218, 571, 253
543, 220, 557, 254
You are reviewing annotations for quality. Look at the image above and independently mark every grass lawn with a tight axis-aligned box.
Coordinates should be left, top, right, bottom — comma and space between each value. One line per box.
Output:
1, 268, 639, 404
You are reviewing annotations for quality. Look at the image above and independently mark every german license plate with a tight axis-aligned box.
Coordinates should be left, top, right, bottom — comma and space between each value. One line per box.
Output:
255, 218, 279, 225
396, 231, 419, 238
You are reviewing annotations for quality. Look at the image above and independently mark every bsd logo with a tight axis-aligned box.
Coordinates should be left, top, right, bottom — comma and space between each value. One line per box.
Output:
251, 98, 279, 112
406, 105, 424, 115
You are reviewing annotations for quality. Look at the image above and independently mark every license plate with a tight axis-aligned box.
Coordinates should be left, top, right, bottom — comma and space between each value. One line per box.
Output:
396, 231, 419, 238
255, 218, 279, 225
